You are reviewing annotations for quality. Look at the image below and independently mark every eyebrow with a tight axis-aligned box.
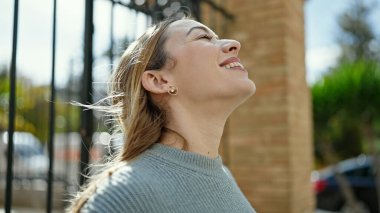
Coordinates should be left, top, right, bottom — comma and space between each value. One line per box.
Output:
186, 26, 218, 39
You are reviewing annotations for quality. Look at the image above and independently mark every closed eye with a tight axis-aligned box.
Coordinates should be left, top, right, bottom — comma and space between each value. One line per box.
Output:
198, 34, 213, 40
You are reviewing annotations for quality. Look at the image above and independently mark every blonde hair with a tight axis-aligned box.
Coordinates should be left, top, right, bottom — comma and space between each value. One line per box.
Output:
67, 17, 182, 212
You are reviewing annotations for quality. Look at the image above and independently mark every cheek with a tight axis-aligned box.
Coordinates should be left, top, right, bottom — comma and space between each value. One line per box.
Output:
177, 47, 218, 75
170, 45, 223, 93
176, 55, 220, 87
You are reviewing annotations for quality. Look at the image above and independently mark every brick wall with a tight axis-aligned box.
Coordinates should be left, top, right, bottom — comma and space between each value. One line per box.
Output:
202, 0, 315, 212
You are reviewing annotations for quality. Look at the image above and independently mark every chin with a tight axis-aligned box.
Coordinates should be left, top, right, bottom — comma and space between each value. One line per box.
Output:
240, 79, 256, 99
228, 80, 255, 108
218, 80, 255, 111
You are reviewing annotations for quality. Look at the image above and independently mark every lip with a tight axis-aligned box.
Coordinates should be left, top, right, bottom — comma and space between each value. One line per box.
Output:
229, 66, 246, 72
219, 57, 241, 67
219, 57, 247, 72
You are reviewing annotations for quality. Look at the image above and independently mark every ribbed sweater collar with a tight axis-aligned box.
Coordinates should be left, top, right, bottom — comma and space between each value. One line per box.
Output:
145, 143, 223, 173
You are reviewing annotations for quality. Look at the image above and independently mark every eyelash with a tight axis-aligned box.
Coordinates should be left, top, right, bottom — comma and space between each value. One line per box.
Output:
198, 34, 213, 40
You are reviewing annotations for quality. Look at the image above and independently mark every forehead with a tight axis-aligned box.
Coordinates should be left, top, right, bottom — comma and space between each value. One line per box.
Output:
166, 19, 214, 37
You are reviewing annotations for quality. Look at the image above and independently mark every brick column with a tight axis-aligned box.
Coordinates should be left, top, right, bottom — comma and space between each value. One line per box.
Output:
222, 0, 315, 212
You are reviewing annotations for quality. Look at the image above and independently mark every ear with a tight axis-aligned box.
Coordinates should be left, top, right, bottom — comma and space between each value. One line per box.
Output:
141, 70, 169, 94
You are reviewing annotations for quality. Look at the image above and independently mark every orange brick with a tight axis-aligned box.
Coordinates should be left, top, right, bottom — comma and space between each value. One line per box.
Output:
215, 0, 315, 212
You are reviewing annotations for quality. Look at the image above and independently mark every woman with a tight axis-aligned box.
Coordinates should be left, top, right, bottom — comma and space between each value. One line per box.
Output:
68, 16, 256, 213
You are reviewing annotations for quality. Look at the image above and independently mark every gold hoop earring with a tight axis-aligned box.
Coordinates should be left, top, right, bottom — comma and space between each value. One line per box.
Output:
168, 86, 178, 95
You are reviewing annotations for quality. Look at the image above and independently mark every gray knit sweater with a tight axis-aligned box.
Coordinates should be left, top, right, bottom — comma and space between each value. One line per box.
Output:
82, 143, 256, 213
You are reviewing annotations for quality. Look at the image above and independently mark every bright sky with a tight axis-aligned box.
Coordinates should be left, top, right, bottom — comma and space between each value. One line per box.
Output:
305, 0, 380, 83
0, 0, 379, 87
0, 0, 149, 88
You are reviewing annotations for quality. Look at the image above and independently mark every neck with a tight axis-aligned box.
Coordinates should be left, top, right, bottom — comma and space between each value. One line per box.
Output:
160, 104, 229, 158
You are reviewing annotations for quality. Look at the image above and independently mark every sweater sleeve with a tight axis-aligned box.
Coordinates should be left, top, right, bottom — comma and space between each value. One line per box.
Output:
81, 181, 141, 213
80, 169, 148, 213
81, 187, 127, 213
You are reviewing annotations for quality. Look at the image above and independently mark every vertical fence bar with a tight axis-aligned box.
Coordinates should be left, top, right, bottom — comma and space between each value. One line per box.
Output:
107, 0, 115, 156
5, 0, 19, 212
80, 0, 94, 186
64, 59, 74, 190
109, 0, 114, 67
46, 0, 57, 212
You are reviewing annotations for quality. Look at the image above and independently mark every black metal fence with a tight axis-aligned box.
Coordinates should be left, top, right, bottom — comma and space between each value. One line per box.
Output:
2, 0, 232, 212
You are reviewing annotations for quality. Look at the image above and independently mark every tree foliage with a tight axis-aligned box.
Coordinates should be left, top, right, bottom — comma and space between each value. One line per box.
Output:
312, 0, 380, 165
0, 67, 80, 142
337, 0, 380, 62
312, 61, 380, 164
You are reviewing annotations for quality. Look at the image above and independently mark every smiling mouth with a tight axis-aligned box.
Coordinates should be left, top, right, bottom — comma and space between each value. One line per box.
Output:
221, 62, 246, 72
219, 57, 247, 72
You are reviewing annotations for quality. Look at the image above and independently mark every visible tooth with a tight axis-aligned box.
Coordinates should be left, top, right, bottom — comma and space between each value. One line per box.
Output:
224, 62, 244, 69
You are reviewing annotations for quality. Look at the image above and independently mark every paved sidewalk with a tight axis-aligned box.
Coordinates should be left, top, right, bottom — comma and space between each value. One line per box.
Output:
0, 208, 62, 213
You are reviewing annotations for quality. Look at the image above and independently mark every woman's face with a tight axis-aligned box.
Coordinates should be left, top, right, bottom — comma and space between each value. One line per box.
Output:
162, 19, 256, 109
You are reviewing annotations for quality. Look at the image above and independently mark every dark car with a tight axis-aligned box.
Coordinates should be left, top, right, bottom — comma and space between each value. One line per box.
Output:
312, 155, 378, 213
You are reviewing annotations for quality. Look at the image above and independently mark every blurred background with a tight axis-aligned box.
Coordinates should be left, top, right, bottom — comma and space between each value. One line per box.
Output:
0, 0, 379, 212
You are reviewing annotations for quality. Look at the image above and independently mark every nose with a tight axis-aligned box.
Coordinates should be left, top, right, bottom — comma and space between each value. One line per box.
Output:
221, 39, 241, 54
